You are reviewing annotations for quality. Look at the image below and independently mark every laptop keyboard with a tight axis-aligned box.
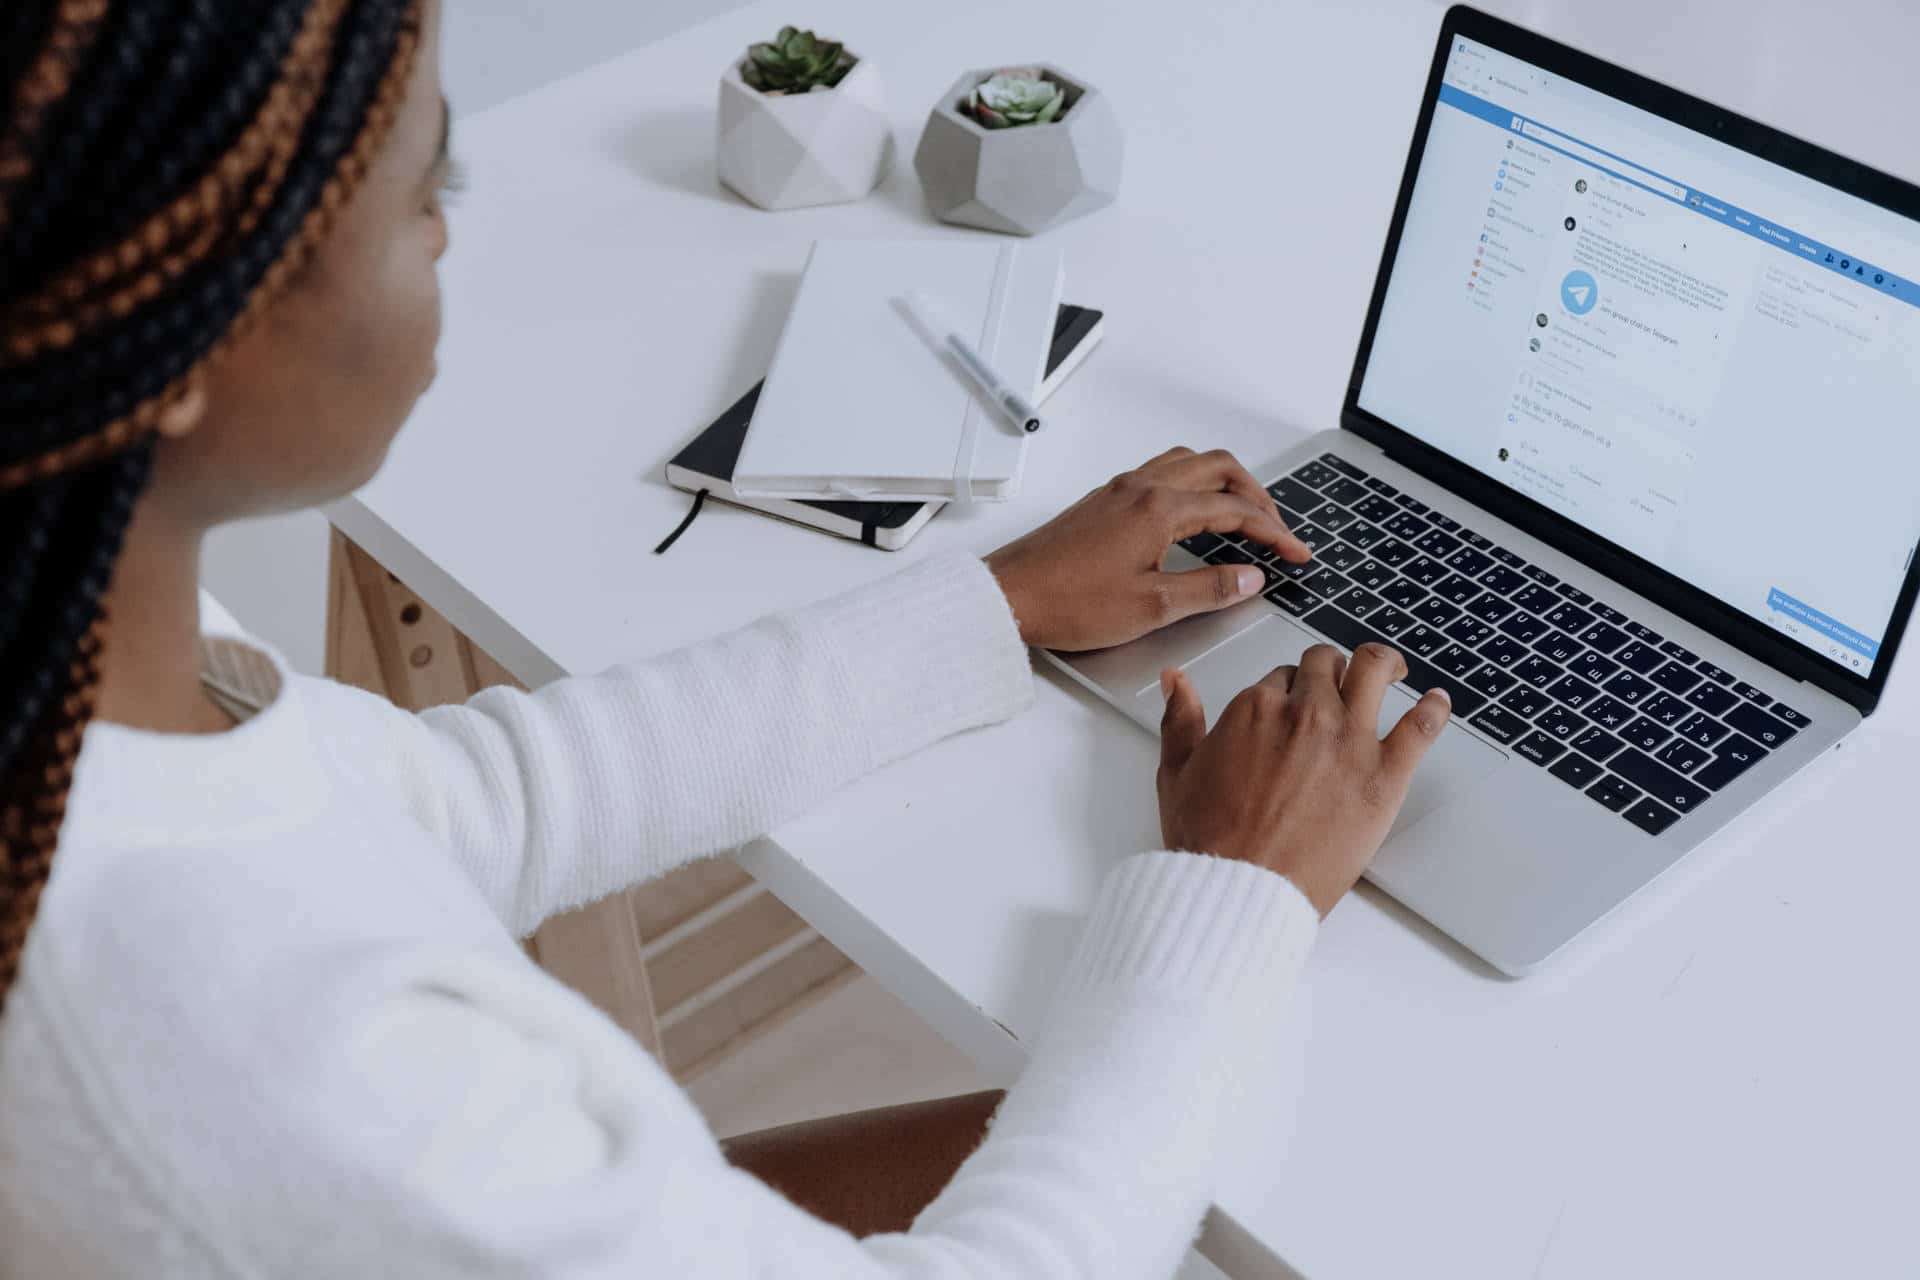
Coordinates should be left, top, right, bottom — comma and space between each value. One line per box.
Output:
1179, 453, 1813, 838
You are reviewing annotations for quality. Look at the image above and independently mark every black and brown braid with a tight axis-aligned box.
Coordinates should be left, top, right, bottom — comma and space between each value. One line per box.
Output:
0, 0, 424, 1016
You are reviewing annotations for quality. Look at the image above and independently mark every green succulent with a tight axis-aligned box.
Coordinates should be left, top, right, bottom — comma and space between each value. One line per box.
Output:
742, 26, 856, 94
964, 68, 1068, 129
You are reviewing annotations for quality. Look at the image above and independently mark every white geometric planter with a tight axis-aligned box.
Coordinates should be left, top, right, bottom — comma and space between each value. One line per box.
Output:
914, 64, 1124, 236
717, 57, 893, 211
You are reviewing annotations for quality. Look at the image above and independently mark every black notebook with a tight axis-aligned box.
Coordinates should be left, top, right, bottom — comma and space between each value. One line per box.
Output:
661, 305, 1105, 552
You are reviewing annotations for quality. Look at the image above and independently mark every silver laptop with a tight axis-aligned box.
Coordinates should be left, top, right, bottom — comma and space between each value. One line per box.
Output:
1046, 6, 1920, 975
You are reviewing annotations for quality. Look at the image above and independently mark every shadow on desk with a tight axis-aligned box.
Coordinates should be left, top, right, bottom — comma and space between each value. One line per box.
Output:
609, 105, 738, 204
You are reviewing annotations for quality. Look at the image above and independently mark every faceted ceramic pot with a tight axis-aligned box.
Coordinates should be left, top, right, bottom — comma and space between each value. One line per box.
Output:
913, 64, 1123, 236
717, 55, 893, 211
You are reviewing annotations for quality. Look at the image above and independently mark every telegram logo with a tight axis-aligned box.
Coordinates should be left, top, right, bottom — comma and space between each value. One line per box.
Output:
1560, 269, 1598, 315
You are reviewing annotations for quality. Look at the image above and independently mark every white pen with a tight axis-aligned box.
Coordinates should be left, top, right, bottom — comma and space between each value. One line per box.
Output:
901, 290, 1045, 434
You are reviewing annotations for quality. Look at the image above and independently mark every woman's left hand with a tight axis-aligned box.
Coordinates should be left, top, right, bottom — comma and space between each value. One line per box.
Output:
986, 447, 1312, 653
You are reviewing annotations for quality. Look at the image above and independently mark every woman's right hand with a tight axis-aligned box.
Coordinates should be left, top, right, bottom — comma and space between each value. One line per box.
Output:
1156, 642, 1453, 917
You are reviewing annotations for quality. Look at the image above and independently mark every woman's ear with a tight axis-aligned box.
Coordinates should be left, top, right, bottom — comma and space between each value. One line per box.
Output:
154, 379, 208, 440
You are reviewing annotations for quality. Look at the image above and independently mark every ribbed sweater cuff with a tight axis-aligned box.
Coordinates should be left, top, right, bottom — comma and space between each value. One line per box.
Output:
805, 554, 1035, 769
1052, 852, 1319, 1015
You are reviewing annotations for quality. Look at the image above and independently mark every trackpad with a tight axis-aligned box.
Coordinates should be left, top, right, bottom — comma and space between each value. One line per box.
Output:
1133, 615, 1503, 835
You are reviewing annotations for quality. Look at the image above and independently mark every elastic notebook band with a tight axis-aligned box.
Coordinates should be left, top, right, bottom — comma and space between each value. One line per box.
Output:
653, 488, 708, 554
949, 246, 1016, 501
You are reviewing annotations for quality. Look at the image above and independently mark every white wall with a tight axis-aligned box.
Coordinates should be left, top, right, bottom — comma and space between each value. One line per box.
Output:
202, 0, 751, 672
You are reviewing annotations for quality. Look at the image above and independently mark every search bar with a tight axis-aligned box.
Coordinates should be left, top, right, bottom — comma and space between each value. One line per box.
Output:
1519, 121, 1687, 202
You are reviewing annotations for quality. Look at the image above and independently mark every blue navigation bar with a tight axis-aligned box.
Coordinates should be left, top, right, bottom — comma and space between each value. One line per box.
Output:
1437, 84, 1920, 312
1766, 588, 1880, 658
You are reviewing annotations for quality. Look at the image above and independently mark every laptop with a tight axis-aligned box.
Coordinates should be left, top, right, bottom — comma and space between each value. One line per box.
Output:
1045, 5, 1920, 976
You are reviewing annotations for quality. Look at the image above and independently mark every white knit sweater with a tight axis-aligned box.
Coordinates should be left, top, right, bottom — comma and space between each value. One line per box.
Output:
0, 555, 1318, 1278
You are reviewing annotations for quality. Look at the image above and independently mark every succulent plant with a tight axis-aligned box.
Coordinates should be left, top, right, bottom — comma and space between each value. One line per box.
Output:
742, 26, 856, 94
963, 68, 1069, 129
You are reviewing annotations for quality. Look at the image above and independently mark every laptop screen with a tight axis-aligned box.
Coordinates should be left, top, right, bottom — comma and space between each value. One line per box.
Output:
1358, 34, 1920, 680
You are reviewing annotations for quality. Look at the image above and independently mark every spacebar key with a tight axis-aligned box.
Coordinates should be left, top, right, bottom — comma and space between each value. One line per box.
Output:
1300, 606, 1486, 716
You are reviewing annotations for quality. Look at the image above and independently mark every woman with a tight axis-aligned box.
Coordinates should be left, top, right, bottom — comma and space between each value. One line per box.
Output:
0, 2, 1452, 1275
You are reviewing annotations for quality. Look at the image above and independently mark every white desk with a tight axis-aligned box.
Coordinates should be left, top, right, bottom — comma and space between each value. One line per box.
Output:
331, 1, 1920, 1274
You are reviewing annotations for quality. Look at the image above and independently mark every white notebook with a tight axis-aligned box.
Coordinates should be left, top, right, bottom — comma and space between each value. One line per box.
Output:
731, 240, 1066, 503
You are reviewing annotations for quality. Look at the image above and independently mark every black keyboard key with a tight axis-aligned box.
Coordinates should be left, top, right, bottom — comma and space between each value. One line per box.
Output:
1271, 478, 1324, 514
1724, 702, 1796, 747
1321, 477, 1370, 507
1543, 602, 1594, 635
1655, 738, 1711, 773
1432, 643, 1484, 678
1602, 670, 1656, 704
1333, 586, 1387, 619
1445, 547, 1495, 578
1570, 651, 1621, 685
1302, 567, 1353, 599
1545, 674, 1600, 710
1206, 543, 1254, 565
1413, 528, 1462, 559
1180, 532, 1224, 556
1555, 583, 1595, 606
1550, 753, 1604, 789
1466, 593, 1517, 624
1675, 712, 1730, 748
1521, 565, 1559, 587
1695, 660, 1736, 687
1622, 717, 1672, 752
1402, 556, 1451, 587
1373, 538, 1418, 569
1717, 733, 1767, 770
1535, 705, 1586, 741
1298, 605, 1486, 716
1363, 476, 1397, 496
1622, 621, 1658, 641
1586, 774, 1641, 812
1658, 639, 1699, 664
1490, 546, 1524, 568
1394, 494, 1431, 515
1399, 623, 1448, 657
1288, 522, 1332, 551
1311, 504, 1359, 534
1577, 621, 1629, 654
1479, 635, 1530, 668
1343, 522, 1387, 551
1512, 730, 1567, 766
1731, 681, 1773, 707
1427, 512, 1462, 534
1348, 559, 1397, 592
1291, 460, 1339, 490
1649, 662, 1703, 695
1434, 574, 1484, 605
1262, 553, 1318, 581
1512, 655, 1560, 689
1530, 630, 1582, 665
1771, 703, 1809, 729
1685, 682, 1739, 717
1464, 663, 1518, 699
1570, 726, 1626, 763
1350, 494, 1400, 524
1590, 602, 1628, 626
1499, 684, 1552, 719
1510, 583, 1558, 614
1379, 577, 1426, 609
1248, 561, 1290, 591
1319, 542, 1367, 574
1371, 606, 1416, 638
1470, 705, 1528, 745
1319, 453, 1367, 481
1478, 564, 1528, 596
1458, 529, 1493, 550
1497, 611, 1551, 645
1265, 581, 1318, 615
1443, 616, 1495, 647
1641, 692, 1691, 726
1611, 749, 1710, 814
1694, 749, 1758, 791
1383, 510, 1430, 540
1410, 597, 1460, 627
1622, 796, 1681, 835
1583, 696, 1636, 732
1613, 641, 1664, 674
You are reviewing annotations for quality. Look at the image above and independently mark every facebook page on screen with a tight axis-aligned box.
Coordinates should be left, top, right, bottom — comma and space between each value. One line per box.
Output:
1360, 37, 1920, 678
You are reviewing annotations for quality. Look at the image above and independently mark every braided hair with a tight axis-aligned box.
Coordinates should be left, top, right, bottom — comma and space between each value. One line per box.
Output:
0, 0, 424, 1016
